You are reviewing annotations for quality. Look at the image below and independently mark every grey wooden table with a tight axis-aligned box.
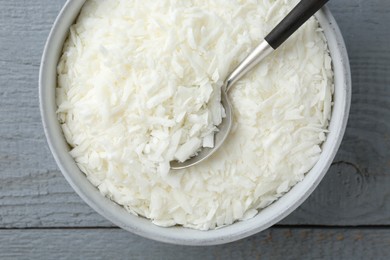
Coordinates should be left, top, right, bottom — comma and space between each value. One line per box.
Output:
1, 0, 390, 259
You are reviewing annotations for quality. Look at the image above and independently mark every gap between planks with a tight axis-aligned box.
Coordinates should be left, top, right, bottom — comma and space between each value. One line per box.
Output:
0, 225, 390, 230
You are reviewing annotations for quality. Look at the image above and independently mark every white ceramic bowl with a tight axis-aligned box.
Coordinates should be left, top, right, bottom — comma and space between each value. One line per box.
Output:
39, 0, 351, 246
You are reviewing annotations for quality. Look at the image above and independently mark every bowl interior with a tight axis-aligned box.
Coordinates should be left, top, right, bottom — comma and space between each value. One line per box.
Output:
40, 0, 351, 246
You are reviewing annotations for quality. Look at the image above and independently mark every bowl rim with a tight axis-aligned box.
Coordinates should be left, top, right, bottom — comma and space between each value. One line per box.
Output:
39, 0, 351, 246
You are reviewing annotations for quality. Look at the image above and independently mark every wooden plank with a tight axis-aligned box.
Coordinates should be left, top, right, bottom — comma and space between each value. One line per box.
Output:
0, 228, 389, 259
0, 0, 390, 228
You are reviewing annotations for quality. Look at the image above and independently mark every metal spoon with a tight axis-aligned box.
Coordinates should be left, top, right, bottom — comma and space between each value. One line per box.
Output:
171, 0, 329, 170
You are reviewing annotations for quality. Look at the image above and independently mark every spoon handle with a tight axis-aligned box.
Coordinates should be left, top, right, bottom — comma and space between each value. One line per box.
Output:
226, 0, 329, 91
265, 0, 329, 49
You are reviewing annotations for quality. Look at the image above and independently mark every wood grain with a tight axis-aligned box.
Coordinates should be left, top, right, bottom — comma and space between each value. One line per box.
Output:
0, 228, 389, 260
0, 0, 389, 228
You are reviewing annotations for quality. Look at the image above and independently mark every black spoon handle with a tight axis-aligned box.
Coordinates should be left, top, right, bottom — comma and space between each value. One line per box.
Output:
265, 0, 329, 49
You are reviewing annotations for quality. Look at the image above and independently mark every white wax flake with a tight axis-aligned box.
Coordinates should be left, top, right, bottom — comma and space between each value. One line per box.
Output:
174, 137, 202, 162
202, 133, 215, 148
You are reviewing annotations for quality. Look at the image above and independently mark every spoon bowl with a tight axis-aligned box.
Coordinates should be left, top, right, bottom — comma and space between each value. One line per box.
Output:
170, 90, 233, 170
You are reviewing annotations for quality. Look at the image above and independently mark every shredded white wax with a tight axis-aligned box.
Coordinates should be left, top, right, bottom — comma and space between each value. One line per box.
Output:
57, 0, 333, 230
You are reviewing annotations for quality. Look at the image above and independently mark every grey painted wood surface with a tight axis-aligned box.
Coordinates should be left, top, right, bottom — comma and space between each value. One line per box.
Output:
1, 0, 389, 228
1, 0, 390, 257
1, 228, 390, 260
